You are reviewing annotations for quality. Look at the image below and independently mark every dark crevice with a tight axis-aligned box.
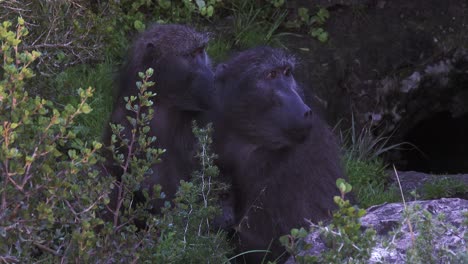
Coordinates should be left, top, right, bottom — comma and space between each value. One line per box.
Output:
400, 111, 468, 174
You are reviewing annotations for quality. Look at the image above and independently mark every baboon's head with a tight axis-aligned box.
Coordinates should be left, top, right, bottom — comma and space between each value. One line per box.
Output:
216, 47, 313, 149
124, 24, 215, 112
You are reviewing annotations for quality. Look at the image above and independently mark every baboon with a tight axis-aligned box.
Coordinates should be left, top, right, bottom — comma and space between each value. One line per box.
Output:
213, 47, 346, 262
102, 24, 215, 217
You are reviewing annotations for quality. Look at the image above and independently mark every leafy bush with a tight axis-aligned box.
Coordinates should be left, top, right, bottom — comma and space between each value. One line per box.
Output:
50, 62, 115, 140
0, 17, 109, 261
285, 7, 330, 42
0, 1, 112, 73
279, 180, 468, 263
0, 18, 231, 262
280, 179, 376, 263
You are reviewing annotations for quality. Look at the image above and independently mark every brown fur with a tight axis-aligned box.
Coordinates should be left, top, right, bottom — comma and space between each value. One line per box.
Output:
102, 24, 215, 217
213, 47, 346, 262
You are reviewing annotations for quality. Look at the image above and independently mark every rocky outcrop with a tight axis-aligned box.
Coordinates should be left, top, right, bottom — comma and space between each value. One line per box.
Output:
283, 1, 468, 171
286, 198, 468, 263
287, 0, 468, 125
389, 170, 468, 199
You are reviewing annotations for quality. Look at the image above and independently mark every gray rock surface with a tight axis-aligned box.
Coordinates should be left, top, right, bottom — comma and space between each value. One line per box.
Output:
388, 170, 468, 199
286, 198, 468, 263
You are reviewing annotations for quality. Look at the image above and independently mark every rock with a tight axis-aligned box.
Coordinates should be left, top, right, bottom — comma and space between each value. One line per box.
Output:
388, 170, 468, 199
286, 198, 468, 263
281, 0, 468, 147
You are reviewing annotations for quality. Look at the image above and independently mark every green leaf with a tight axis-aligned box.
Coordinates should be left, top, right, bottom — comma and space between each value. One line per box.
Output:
134, 20, 146, 32
279, 235, 290, 247
145, 68, 154, 77
207, 5, 214, 17
17, 17, 25, 26
298, 7, 309, 21
81, 103, 92, 114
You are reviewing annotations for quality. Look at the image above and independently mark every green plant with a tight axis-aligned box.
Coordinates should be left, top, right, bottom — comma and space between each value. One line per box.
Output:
0, 17, 110, 261
267, 0, 285, 8
340, 116, 407, 162
0, 18, 231, 262
345, 157, 400, 208
319, 179, 376, 263
149, 122, 232, 262
280, 179, 376, 263
230, 0, 287, 49
101, 68, 232, 262
340, 117, 403, 207
421, 177, 468, 200
389, 204, 468, 263
51, 62, 115, 140
207, 37, 232, 63
285, 7, 330, 42
279, 227, 311, 263
1, 1, 111, 73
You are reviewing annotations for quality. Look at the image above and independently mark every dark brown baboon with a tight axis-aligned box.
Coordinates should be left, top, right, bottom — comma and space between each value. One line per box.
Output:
213, 47, 346, 263
101, 24, 215, 218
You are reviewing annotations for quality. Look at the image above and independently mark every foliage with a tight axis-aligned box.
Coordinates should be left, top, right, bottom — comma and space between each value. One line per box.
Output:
285, 7, 330, 42
279, 180, 467, 263
207, 37, 233, 63
340, 117, 402, 207
318, 179, 376, 263
280, 179, 376, 263
340, 116, 406, 162
0, 0, 111, 73
420, 177, 468, 200
149, 122, 231, 262
229, 0, 288, 49
389, 204, 468, 263
0, 18, 230, 262
51, 62, 115, 140
0, 17, 110, 262
279, 227, 311, 263
0, 0, 225, 76
345, 157, 400, 208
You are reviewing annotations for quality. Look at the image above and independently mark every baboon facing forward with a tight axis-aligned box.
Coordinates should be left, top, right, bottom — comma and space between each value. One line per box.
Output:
102, 24, 215, 217
214, 47, 346, 262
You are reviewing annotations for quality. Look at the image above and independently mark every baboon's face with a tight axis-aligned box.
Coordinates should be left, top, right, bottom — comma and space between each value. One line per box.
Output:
154, 46, 215, 112
221, 63, 313, 150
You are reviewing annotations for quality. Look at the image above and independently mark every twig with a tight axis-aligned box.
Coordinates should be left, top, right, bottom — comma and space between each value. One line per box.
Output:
393, 165, 415, 243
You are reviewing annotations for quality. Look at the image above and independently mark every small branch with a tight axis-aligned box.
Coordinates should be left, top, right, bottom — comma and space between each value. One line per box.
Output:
33, 242, 61, 256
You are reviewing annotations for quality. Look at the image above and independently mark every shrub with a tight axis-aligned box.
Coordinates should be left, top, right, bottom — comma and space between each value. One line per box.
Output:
280, 179, 376, 264
0, 18, 231, 262
0, 17, 110, 261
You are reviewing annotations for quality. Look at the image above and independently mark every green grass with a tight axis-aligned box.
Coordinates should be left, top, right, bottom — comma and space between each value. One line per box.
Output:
52, 62, 116, 140
421, 177, 468, 200
230, 0, 287, 49
338, 114, 411, 208
345, 157, 400, 208
207, 38, 233, 63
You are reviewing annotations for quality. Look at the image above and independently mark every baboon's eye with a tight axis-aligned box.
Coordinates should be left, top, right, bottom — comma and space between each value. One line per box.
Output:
266, 70, 277, 79
284, 67, 292, 76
